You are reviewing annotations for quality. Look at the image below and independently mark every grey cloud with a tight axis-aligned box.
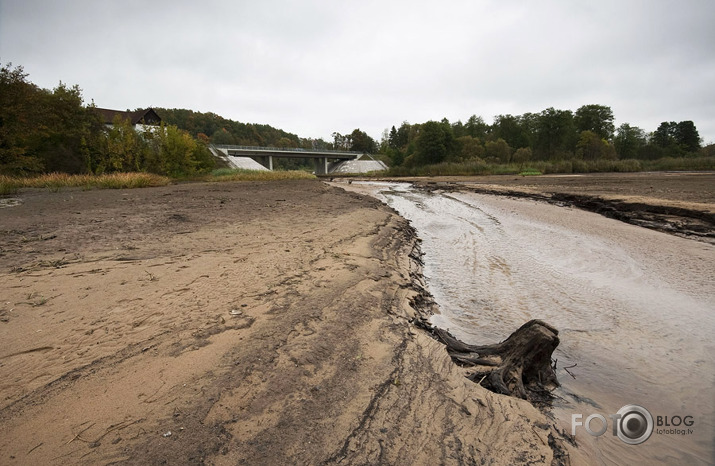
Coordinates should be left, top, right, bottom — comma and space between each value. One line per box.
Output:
1, 0, 714, 142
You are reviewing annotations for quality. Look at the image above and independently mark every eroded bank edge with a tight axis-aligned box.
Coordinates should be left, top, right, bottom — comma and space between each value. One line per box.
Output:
386, 203, 574, 464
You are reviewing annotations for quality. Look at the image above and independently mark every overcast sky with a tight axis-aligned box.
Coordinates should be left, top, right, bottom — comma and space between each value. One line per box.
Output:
1, 0, 714, 144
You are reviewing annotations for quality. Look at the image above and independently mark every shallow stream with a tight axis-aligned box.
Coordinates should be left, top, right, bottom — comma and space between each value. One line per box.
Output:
343, 181, 714, 465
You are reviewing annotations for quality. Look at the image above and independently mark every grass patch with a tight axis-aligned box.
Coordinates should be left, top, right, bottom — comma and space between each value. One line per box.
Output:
518, 169, 542, 176
204, 168, 316, 182
383, 158, 656, 176
0, 172, 171, 194
0, 178, 20, 195
640, 156, 715, 172
383, 156, 715, 177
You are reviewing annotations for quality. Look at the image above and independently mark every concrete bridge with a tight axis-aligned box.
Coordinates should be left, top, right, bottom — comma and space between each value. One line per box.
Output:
212, 145, 364, 175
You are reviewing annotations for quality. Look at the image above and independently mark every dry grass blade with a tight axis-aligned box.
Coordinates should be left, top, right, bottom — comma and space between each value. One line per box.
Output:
0, 173, 171, 193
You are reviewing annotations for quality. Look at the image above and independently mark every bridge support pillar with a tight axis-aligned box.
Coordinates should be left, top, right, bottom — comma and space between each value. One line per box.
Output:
268, 155, 273, 171
314, 157, 329, 175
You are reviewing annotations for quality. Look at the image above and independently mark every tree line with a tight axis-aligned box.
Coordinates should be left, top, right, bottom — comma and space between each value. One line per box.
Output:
0, 63, 214, 176
0, 62, 376, 176
2, 61, 710, 177
379, 105, 708, 168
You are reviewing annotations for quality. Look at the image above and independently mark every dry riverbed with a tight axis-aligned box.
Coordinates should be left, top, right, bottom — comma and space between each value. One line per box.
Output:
0, 180, 575, 465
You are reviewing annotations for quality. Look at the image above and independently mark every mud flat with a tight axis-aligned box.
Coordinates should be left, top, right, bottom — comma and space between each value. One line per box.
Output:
397, 172, 715, 243
0, 180, 578, 465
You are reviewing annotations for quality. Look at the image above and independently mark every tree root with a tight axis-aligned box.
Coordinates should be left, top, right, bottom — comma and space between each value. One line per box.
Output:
431, 320, 560, 402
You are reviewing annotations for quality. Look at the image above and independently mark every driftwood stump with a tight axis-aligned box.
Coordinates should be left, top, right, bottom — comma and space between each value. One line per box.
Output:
434, 320, 560, 401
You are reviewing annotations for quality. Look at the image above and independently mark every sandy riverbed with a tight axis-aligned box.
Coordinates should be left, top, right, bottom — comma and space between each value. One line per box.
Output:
337, 178, 714, 464
0, 180, 572, 465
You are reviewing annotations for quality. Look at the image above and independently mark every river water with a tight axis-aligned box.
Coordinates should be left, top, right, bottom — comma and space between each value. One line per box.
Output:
340, 181, 715, 465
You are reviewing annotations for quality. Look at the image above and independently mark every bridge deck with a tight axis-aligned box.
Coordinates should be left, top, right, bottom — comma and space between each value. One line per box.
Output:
214, 145, 362, 160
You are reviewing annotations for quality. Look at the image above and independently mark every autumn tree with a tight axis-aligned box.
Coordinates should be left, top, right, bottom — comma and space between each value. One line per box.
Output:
455, 136, 485, 162
0, 63, 102, 174
511, 147, 532, 165
276, 137, 295, 148
100, 115, 146, 172
484, 138, 512, 163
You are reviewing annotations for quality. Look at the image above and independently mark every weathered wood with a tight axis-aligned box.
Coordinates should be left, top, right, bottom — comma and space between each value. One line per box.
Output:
434, 320, 560, 401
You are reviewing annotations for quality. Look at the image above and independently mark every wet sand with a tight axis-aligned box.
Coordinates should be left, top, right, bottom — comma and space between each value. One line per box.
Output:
0, 180, 570, 465
401, 172, 715, 244
340, 180, 714, 464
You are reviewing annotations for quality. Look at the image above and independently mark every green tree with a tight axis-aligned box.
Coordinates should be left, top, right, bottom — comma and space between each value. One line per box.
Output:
575, 131, 616, 160
451, 120, 465, 139
534, 107, 577, 159
332, 132, 350, 150
388, 126, 399, 149
674, 121, 700, 153
349, 128, 376, 153
210, 128, 235, 145
614, 123, 646, 159
652, 121, 677, 148
35, 82, 105, 173
637, 143, 667, 160
413, 120, 456, 165
395, 121, 412, 148
575, 104, 615, 140
492, 114, 532, 150
464, 115, 489, 140
0, 63, 45, 174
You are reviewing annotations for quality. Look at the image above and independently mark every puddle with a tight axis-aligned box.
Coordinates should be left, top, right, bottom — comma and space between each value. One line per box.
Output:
340, 181, 715, 465
0, 198, 22, 208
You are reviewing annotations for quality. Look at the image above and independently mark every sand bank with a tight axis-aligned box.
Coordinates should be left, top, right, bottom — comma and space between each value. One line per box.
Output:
0, 180, 574, 465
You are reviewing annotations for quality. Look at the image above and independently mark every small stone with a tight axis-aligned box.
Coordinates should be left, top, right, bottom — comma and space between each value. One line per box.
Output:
163, 431, 172, 437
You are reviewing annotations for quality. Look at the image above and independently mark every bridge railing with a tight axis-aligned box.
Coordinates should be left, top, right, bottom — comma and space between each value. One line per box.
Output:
213, 144, 364, 156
